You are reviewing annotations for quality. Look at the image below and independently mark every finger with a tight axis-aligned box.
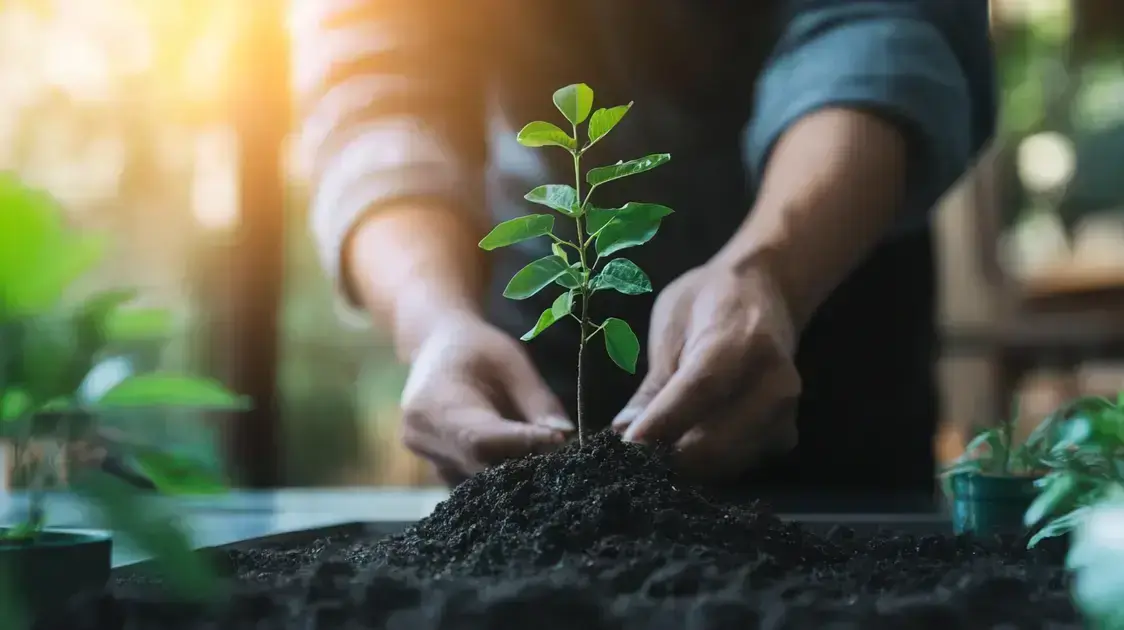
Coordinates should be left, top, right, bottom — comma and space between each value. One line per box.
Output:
612, 366, 671, 433
614, 302, 684, 433
461, 410, 567, 466
674, 401, 798, 482
501, 356, 575, 433
622, 361, 716, 446
671, 367, 801, 480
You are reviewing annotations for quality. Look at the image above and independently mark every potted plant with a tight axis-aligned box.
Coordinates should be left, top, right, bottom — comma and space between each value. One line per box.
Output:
1021, 394, 1124, 548
0, 174, 245, 626
477, 83, 673, 442
939, 402, 1050, 536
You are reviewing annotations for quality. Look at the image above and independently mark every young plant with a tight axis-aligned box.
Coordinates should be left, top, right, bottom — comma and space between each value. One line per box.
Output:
938, 401, 1046, 487
1021, 394, 1124, 548
478, 83, 672, 443
0, 174, 245, 597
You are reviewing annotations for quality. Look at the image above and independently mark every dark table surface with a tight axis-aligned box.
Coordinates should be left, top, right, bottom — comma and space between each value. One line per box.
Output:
0, 488, 950, 568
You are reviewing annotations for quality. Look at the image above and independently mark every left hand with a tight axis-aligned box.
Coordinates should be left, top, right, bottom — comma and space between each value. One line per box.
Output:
611, 262, 802, 481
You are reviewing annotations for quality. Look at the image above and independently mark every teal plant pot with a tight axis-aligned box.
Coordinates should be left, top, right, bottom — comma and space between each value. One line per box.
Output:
0, 529, 112, 620
948, 473, 1041, 536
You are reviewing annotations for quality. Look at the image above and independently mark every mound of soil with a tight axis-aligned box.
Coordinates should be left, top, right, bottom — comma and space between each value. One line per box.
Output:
39, 431, 1079, 629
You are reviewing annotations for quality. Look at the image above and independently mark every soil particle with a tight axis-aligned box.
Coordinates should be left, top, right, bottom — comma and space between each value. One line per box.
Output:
38, 431, 1079, 629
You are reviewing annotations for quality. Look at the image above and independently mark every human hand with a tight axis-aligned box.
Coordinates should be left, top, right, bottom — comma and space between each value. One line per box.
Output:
399, 313, 574, 484
610, 263, 801, 481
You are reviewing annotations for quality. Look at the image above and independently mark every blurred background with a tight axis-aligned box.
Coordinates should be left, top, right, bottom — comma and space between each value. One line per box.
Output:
1, 0, 1123, 489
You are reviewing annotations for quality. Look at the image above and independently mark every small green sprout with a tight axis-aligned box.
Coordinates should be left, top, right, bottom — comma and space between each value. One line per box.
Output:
938, 400, 1044, 483
478, 84, 672, 442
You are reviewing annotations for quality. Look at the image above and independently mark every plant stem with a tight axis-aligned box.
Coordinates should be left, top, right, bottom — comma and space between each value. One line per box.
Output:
572, 128, 591, 445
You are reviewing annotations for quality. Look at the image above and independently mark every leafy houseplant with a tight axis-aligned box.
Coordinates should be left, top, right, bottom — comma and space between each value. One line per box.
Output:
1021, 394, 1124, 549
0, 174, 245, 624
939, 402, 1049, 536
478, 83, 673, 442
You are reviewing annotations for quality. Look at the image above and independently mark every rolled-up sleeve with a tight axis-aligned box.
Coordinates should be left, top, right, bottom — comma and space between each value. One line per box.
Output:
746, 2, 978, 227
293, 0, 486, 306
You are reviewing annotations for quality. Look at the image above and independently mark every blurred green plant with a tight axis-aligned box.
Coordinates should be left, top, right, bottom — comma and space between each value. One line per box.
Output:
0, 172, 247, 618
1020, 394, 1124, 549
1067, 483, 1124, 630
938, 401, 1049, 484
478, 83, 673, 442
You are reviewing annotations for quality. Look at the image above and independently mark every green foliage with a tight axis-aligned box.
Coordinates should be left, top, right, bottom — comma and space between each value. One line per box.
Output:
0, 174, 244, 604
1021, 394, 1124, 548
938, 402, 1044, 482
478, 84, 673, 440
95, 373, 248, 409
1066, 486, 1124, 630
71, 473, 220, 600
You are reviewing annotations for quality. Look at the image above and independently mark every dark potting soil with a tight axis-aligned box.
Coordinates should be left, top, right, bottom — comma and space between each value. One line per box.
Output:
40, 431, 1079, 630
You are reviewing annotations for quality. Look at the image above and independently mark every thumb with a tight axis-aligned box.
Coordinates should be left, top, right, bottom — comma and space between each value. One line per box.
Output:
612, 365, 672, 434
502, 354, 575, 433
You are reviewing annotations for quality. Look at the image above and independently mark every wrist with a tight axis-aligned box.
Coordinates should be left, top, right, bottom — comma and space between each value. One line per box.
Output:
391, 296, 484, 363
347, 204, 489, 362
710, 224, 813, 332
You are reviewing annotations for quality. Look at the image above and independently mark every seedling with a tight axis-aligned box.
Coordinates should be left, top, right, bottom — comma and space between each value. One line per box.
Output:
1020, 394, 1124, 548
0, 173, 246, 608
478, 84, 672, 442
938, 401, 1045, 484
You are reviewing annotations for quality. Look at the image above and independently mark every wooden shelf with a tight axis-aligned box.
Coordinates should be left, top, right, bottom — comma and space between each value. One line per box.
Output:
1020, 266, 1124, 298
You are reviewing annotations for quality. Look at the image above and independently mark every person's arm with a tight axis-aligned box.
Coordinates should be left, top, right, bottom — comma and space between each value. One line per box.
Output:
714, 1, 990, 328
295, 0, 489, 361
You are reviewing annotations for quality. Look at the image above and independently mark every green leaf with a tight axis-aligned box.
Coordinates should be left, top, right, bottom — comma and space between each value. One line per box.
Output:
516, 121, 577, 151
75, 288, 139, 349
479, 215, 555, 251
555, 263, 583, 289
587, 103, 633, 145
132, 450, 227, 495
552, 83, 594, 126
104, 307, 175, 342
585, 206, 619, 234
586, 153, 670, 187
1028, 506, 1090, 548
1025, 472, 1079, 527
591, 259, 652, 295
0, 389, 31, 422
18, 315, 88, 405
524, 185, 580, 216
0, 176, 108, 317
503, 256, 573, 300
520, 291, 574, 341
602, 317, 639, 374
96, 373, 246, 408
595, 202, 674, 257
71, 472, 221, 601
551, 242, 569, 263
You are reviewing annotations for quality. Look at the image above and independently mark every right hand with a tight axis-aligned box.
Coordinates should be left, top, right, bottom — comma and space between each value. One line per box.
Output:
399, 312, 574, 484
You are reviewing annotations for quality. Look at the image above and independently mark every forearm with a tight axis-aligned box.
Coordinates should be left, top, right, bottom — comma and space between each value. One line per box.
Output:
714, 107, 907, 328
347, 205, 490, 362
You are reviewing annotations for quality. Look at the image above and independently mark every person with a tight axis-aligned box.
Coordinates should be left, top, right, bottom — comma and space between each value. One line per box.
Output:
295, 0, 996, 498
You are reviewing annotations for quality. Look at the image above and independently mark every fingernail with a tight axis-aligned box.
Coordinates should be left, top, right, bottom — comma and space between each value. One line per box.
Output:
539, 415, 576, 432
622, 422, 645, 444
612, 407, 639, 431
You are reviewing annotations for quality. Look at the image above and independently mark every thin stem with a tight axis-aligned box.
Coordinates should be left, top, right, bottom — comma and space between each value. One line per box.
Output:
572, 127, 591, 445
548, 233, 580, 250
